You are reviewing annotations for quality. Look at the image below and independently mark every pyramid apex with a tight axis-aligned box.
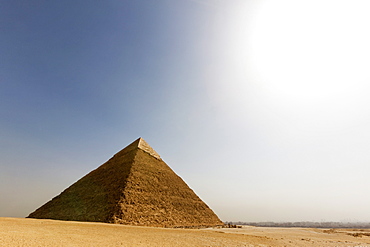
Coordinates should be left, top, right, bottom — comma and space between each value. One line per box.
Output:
135, 137, 161, 159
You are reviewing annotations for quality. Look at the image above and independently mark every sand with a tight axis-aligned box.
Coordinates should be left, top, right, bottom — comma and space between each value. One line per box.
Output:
1, 217, 370, 246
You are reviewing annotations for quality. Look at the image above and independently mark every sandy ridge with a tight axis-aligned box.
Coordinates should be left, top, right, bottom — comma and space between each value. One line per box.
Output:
2, 217, 370, 246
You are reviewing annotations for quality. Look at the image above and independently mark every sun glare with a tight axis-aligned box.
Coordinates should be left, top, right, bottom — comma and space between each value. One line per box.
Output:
246, 0, 370, 106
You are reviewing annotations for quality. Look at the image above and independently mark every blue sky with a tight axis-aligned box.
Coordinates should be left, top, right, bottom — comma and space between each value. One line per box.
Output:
2, 0, 370, 222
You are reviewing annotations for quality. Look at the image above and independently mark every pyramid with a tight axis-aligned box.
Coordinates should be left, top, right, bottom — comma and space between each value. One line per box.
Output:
27, 138, 223, 228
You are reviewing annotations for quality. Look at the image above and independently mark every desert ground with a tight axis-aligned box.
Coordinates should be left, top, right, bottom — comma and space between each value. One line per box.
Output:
1, 217, 370, 247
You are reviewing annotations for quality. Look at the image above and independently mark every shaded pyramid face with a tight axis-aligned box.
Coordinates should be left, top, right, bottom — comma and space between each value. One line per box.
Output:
28, 138, 223, 228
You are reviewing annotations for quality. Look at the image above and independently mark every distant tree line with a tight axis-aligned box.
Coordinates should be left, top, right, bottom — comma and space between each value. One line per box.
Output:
224, 221, 370, 229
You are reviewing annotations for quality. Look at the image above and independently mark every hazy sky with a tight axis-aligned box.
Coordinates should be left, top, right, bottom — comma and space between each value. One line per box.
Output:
1, 0, 370, 222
